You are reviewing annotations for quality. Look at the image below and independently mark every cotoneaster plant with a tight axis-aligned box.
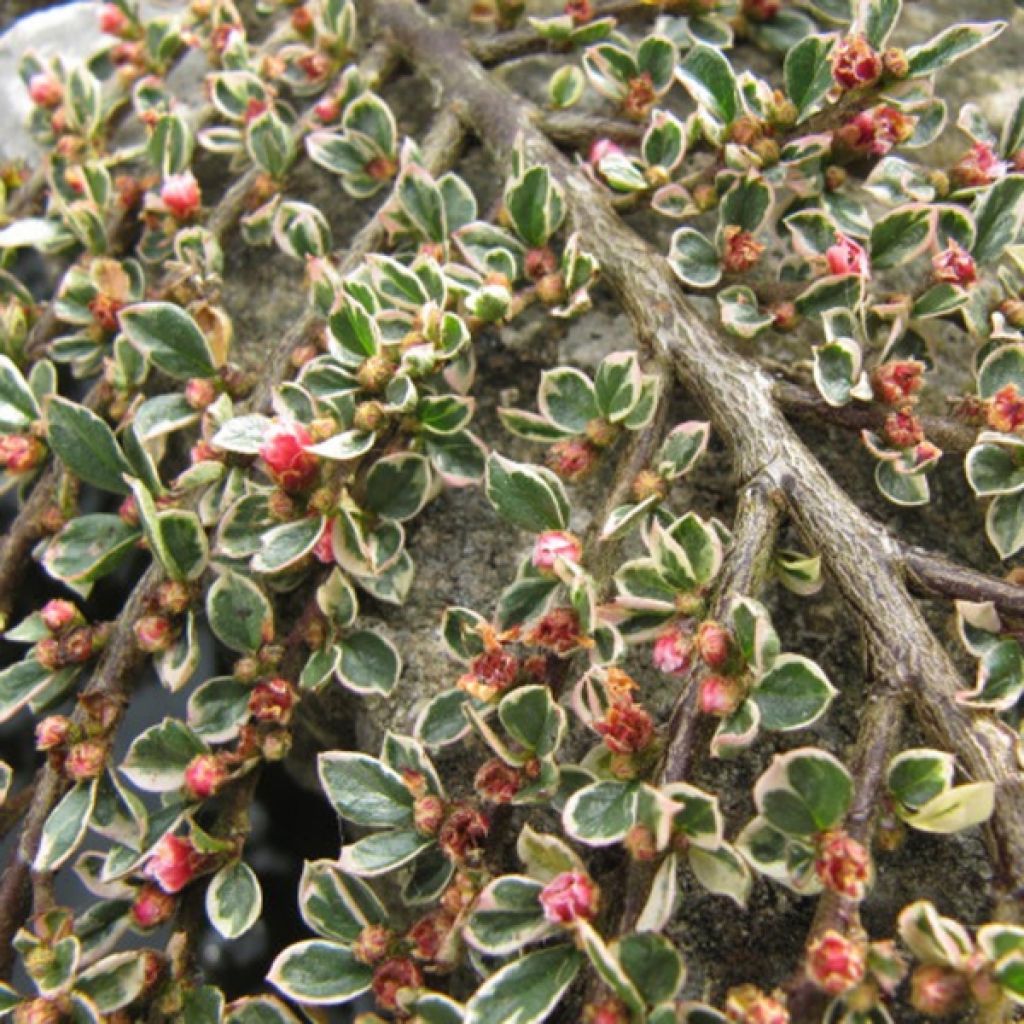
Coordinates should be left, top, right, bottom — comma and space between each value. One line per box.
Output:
0, 0, 1023, 1022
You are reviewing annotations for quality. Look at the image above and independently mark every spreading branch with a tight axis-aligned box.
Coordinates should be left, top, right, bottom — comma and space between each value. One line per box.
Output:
369, 0, 1024, 900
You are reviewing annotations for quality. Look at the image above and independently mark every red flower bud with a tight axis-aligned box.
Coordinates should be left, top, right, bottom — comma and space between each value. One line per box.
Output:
130, 884, 176, 929
12, 997, 62, 1024
143, 834, 204, 893
722, 226, 765, 274
815, 830, 871, 900
437, 803, 489, 864
724, 984, 790, 1024
473, 758, 522, 804
932, 240, 977, 287
584, 1000, 630, 1024
806, 930, 867, 995
539, 870, 599, 925
119, 494, 141, 527
988, 383, 1024, 434
34, 637, 61, 671
951, 142, 1008, 189
742, 0, 779, 20
524, 607, 583, 654
565, 0, 593, 24
532, 530, 582, 572
258, 420, 318, 492
838, 106, 914, 157
623, 72, 656, 120
883, 410, 924, 449
62, 626, 95, 664
184, 377, 218, 410
0, 434, 46, 473
161, 172, 202, 220
248, 678, 296, 724
595, 697, 654, 755
406, 909, 454, 962
524, 246, 558, 280
371, 957, 422, 1013
183, 754, 228, 800
871, 360, 924, 406
157, 580, 192, 616
831, 35, 882, 90
624, 824, 658, 861
546, 438, 599, 481
314, 96, 340, 122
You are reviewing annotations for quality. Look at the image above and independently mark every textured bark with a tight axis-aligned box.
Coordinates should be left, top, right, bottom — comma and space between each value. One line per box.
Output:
370, 0, 1024, 899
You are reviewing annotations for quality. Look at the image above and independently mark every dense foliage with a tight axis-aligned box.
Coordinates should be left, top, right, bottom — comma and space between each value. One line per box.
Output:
1, 0, 1024, 1021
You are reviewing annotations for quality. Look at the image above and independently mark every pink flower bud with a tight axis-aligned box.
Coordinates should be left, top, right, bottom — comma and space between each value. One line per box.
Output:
143, 834, 204, 893
62, 626, 95, 664
825, 234, 870, 278
160, 172, 202, 220
35, 715, 71, 751
183, 753, 227, 800
524, 246, 558, 280
831, 35, 882, 90
988, 383, 1024, 434
696, 621, 731, 668
40, 599, 79, 634
98, 3, 131, 35
532, 530, 583, 572
652, 625, 693, 675
371, 957, 423, 1013
909, 964, 968, 1017
931, 240, 977, 287
406, 909, 454, 962
814, 830, 871, 900
699, 674, 742, 717
314, 96, 340, 122
156, 580, 192, 616
258, 420, 319, 493
34, 637, 61, 671
742, 0, 779, 21
539, 870, 599, 925
130, 884, 176, 929
12, 997, 62, 1024
724, 984, 790, 1024
312, 521, 335, 564
722, 226, 765, 274
134, 614, 175, 653
119, 494, 140, 527
65, 740, 106, 781
27, 73, 62, 108
806, 930, 867, 995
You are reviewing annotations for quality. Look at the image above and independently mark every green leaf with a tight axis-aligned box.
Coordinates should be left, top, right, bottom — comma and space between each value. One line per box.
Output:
755, 747, 853, 838
913, 283, 968, 319
549, 65, 585, 108
594, 352, 643, 424
688, 842, 753, 907
973, 175, 1024, 265
676, 45, 739, 124
795, 274, 865, 319
784, 33, 836, 121
813, 338, 862, 407
718, 285, 773, 339
0, 354, 40, 430
0, 659, 74, 723
498, 685, 566, 758
721, 177, 773, 234
187, 677, 251, 743
247, 109, 295, 180
415, 689, 474, 747
252, 516, 325, 573
119, 301, 218, 378
906, 21, 1006, 79
668, 227, 722, 288
338, 828, 433, 876
41, 514, 137, 585
753, 654, 837, 731
35, 780, 97, 871
869, 206, 932, 269
268, 940, 373, 1006
505, 166, 564, 247
206, 860, 262, 939
617, 932, 687, 1004
967, 440, 1024, 497
538, 367, 598, 433
485, 453, 570, 532
157, 509, 209, 582
337, 630, 402, 696
876, 460, 930, 507
76, 952, 146, 1012
299, 860, 388, 942
364, 453, 432, 521
47, 397, 132, 495
987, 491, 1024, 560
463, 875, 550, 955
464, 944, 584, 1024
658, 422, 711, 479
397, 164, 446, 243
317, 752, 413, 827
563, 780, 638, 845
120, 718, 208, 792
206, 571, 274, 653
887, 748, 953, 811
225, 997, 303, 1024
959, 637, 1024, 709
